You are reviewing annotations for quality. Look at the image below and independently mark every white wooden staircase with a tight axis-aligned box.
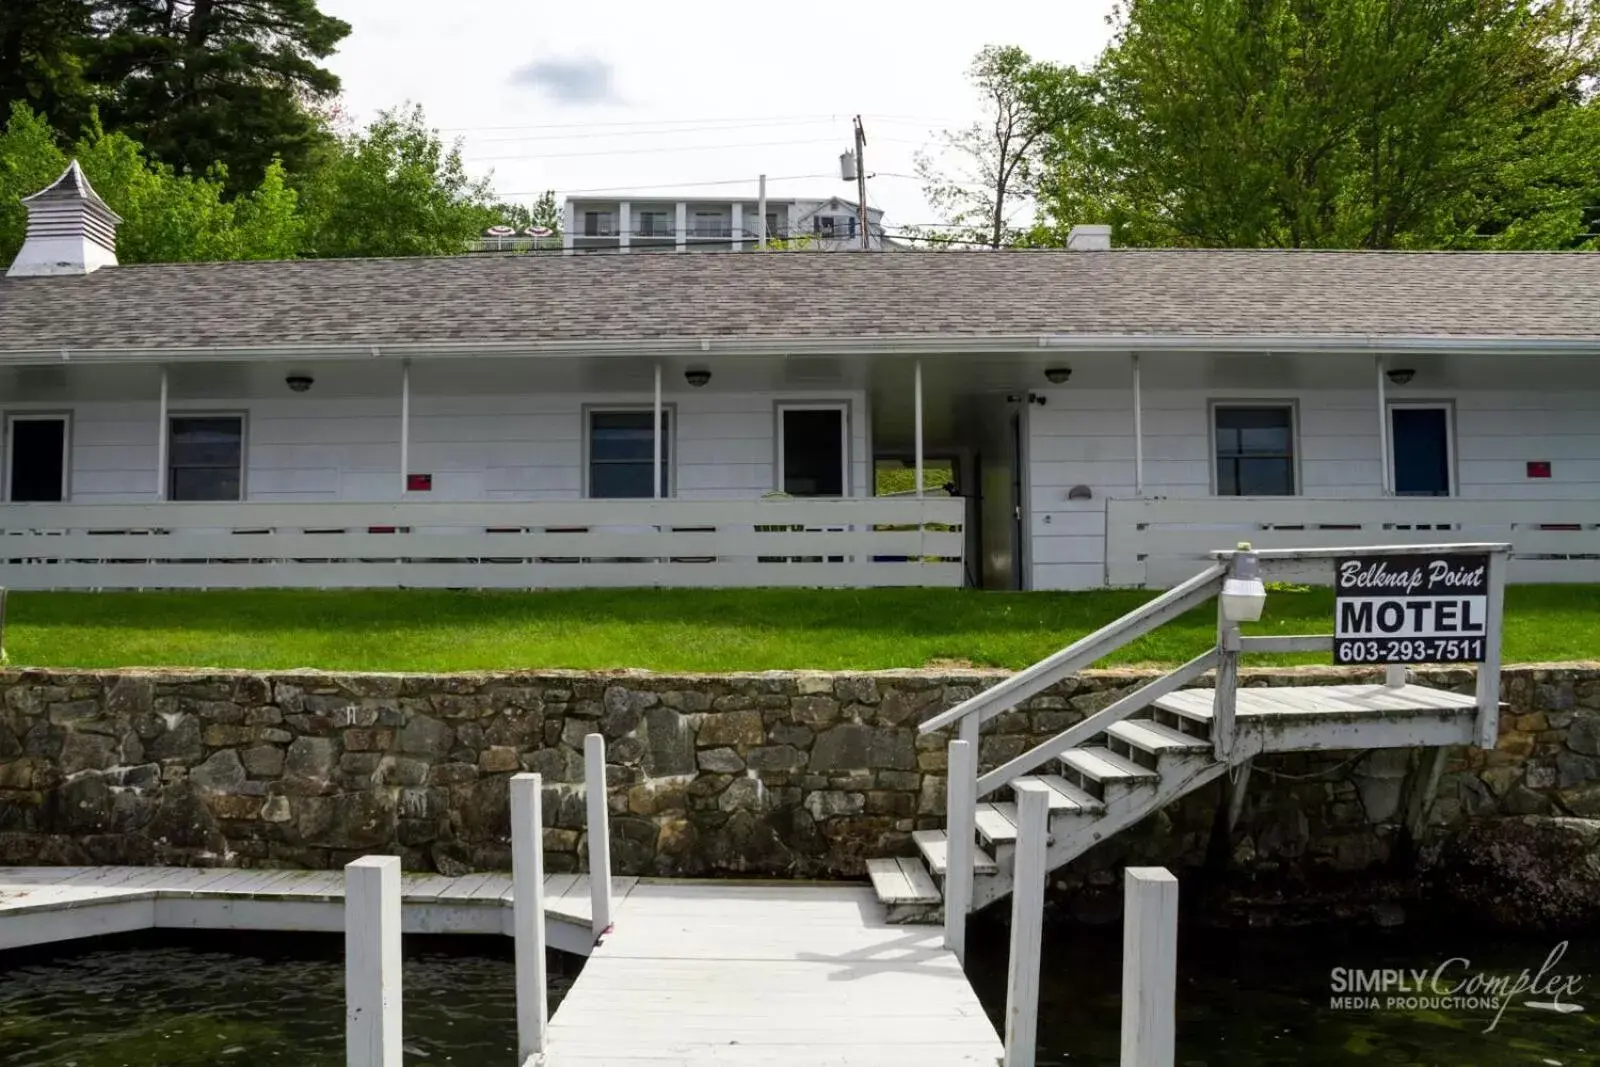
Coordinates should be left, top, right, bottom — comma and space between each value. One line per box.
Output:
868, 544, 1508, 939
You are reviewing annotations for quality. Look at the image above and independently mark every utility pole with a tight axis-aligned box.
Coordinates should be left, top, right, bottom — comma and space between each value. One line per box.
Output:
853, 115, 870, 251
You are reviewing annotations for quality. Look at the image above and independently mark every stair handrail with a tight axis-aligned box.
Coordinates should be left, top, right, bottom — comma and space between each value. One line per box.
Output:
918, 562, 1228, 737
973, 649, 1219, 797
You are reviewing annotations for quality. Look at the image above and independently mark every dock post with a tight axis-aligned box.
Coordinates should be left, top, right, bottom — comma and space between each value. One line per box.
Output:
1474, 548, 1507, 750
511, 773, 548, 1060
1120, 867, 1179, 1067
345, 855, 402, 1067
944, 734, 977, 963
585, 733, 613, 936
1003, 780, 1050, 1067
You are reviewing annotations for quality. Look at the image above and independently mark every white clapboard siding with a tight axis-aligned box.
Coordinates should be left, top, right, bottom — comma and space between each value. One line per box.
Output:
1105, 497, 1600, 587
0, 498, 965, 589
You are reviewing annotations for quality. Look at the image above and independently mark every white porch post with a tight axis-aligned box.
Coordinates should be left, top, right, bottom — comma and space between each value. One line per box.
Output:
399, 361, 411, 497
617, 200, 631, 250
1375, 356, 1392, 495
653, 362, 663, 499
155, 367, 168, 500
1132, 353, 1144, 496
563, 201, 576, 251
731, 203, 743, 251
914, 360, 925, 498
675, 202, 688, 251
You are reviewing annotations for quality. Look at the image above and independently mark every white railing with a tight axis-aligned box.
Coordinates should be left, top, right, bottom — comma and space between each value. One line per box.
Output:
1106, 496, 1600, 587
0, 498, 965, 590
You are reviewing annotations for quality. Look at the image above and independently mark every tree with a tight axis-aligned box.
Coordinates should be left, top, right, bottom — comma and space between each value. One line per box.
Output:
0, 0, 96, 139
89, 0, 351, 192
0, 101, 301, 264
1034, 0, 1600, 250
297, 104, 504, 258
916, 45, 1088, 247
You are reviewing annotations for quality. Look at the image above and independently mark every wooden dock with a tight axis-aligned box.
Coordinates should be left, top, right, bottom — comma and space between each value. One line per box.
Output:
0, 865, 634, 956
543, 881, 1002, 1066
0, 866, 1005, 1066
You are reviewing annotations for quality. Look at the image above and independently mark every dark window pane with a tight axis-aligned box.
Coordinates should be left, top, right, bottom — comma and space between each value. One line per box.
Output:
171, 468, 240, 502
1237, 458, 1295, 495
10, 418, 65, 502
783, 409, 844, 497
1214, 407, 1293, 496
588, 412, 668, 498
168, 417, 242, 501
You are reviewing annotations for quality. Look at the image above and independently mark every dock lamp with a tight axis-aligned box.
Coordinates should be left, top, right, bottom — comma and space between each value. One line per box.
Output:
1220, 543, 1267, 623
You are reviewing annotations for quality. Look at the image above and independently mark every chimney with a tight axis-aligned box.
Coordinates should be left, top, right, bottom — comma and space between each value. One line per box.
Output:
6, 161, 121, 278
1066, 224, 1112, 251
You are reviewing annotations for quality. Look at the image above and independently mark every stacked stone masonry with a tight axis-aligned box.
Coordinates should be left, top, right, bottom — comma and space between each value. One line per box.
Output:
1, 665, 1596, 879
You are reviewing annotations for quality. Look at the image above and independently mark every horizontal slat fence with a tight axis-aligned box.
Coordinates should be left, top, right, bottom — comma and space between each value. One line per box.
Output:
0, 498, 965, 590
1106, 497, 1600, 587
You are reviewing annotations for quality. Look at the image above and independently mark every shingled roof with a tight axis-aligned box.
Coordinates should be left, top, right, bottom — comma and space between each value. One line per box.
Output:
0, 248, 1597, 356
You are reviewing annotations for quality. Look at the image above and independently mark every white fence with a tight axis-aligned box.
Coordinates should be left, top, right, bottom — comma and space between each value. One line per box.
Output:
0, 498, 965, 590
1106, 497, 1600, 587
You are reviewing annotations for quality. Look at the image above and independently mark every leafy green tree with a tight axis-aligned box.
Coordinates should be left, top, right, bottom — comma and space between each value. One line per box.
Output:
1034, 0, 1600, 250
530, 189, 562, 237
0, 0, 96, 138
917, 45, 1088, 247
298, 104, 504, 258
0, 101, 301, 264
89, 0, 351, 192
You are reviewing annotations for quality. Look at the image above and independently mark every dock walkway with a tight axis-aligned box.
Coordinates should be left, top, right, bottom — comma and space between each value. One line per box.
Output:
0, 866, 1005, 1066
543, 880, 1002, 1066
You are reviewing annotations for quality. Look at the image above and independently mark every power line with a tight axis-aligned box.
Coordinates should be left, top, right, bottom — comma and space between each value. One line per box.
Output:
461, 117, 851, 145
495, 173, 839, 198
438, 113, 954, 135
461, 137, 845, 163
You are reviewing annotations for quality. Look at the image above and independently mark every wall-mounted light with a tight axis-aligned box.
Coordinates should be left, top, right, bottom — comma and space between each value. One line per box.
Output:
684, 368, 711, 388
285, 373, 314, 393
1386, 368, 1415, 386
1044, 366, 1072, 384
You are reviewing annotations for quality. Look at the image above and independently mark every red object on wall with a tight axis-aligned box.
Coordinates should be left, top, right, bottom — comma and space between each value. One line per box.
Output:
407, 473, 433, 491
1526, 461, 1552, 479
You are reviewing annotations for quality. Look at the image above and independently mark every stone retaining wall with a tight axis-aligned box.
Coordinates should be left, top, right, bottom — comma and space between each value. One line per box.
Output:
1, 665, 1597, 881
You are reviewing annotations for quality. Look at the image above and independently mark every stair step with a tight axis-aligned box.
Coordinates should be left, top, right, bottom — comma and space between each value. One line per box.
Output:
1106, 718, 1212, 754
913, 829, 999, 876
1034, 774, 1104, 813
866, 857, 942, 906
1059, 746, 1160, 783
975, 802, 1019, 845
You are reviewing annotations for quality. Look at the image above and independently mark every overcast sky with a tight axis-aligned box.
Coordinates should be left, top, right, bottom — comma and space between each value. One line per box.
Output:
318, 0, 1120, 229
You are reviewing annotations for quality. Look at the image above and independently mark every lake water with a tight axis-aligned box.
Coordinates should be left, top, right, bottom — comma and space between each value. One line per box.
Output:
1, 924, 1594, 1065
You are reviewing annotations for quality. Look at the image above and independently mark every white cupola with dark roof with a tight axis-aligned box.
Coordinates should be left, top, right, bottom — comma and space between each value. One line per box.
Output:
6, 160, 121, 278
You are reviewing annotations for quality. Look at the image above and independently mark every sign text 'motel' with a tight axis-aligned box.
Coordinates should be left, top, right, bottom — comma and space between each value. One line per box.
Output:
1333, 554, 1490, 665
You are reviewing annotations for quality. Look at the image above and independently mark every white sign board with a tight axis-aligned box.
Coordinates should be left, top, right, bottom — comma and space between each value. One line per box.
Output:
1334, 553, 1490, 664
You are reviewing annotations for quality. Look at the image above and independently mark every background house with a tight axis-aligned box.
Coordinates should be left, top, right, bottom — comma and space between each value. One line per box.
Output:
0, 165, 1597, 592
561, 194, 889, 252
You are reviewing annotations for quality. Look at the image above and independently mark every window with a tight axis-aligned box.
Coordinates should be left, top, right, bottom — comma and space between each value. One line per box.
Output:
691, 212, 725, 238
583, 211, 615, 236
765, 212, 778, 237
639, 211, 669, 237
1213, 405, 1295, 496
588, 411, 669, 498
168, 416, 243, 501
814, 216, 837, 235
779, 406, 847, 496
1391, 404, 1453, 496
6, 414, 68, 502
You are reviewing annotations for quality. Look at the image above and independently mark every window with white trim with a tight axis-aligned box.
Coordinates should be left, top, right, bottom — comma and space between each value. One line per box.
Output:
1213, 405, 1295, 496
168, 415, 244, 501
778, 405, 847, 497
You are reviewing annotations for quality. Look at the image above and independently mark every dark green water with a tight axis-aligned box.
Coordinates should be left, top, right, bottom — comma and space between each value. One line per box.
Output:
1, 926, 1595, 1065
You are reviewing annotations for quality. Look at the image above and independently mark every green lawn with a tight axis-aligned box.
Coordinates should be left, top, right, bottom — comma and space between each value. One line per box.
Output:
1, 586, 1596, 673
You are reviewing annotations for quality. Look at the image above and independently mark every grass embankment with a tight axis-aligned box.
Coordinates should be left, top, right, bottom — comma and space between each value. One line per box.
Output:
2, 586, 1595, 673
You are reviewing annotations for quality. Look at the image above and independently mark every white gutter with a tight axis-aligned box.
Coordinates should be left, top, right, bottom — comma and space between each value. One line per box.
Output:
0, 332, 1594, 366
